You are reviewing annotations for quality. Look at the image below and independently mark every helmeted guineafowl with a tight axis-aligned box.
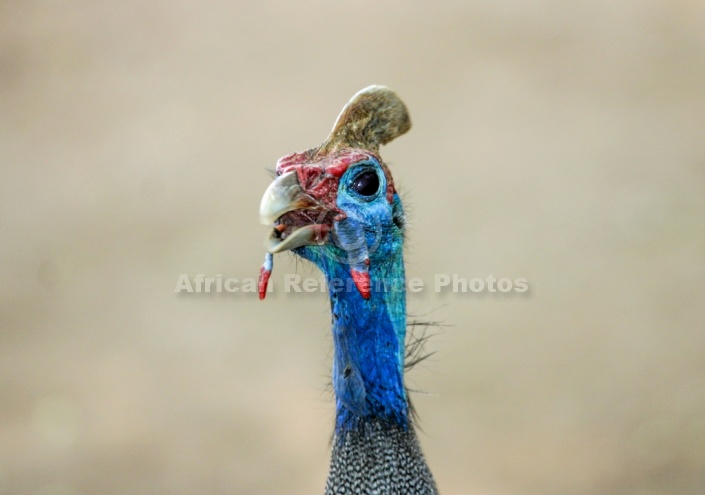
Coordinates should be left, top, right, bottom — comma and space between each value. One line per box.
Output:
258, 86, 438, 494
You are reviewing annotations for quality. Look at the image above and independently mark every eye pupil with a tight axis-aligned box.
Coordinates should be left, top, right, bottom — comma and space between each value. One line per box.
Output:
351, 171, 379, 196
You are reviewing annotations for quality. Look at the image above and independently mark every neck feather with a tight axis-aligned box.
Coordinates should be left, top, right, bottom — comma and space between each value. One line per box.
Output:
319, 246, 408, 432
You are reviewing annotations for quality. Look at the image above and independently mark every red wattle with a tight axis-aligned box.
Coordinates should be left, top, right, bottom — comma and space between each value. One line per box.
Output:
258, 267, 272, 300
350, 269, 371, 300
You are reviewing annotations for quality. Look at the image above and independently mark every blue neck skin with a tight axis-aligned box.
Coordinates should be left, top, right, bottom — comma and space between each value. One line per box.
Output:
297, 196, 408, 433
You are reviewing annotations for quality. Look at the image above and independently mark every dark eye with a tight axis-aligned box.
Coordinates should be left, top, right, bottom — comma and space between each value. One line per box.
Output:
350, 171, 379, 197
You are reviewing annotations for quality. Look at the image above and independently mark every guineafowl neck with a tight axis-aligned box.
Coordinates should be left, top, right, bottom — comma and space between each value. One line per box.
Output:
322, 250, 438, 494
326, 248, 408, 432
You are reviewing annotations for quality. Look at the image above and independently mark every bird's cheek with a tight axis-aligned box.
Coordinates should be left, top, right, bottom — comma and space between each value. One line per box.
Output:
333, 218, 372, 300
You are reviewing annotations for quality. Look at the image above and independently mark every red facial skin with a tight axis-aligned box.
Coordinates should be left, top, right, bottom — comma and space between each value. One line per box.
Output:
275, 149, 396, 214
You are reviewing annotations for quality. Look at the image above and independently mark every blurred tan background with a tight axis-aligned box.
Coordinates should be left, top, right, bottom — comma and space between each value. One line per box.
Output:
2, 1, 705, 494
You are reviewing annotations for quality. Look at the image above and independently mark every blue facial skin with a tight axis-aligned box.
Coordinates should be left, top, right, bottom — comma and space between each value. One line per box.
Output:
295, 159, 409, 432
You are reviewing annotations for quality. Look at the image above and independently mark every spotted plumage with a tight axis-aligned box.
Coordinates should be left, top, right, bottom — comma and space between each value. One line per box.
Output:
326, 419, 437, 495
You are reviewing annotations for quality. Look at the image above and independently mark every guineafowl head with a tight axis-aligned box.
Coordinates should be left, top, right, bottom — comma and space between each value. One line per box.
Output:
259, 85, 410, 300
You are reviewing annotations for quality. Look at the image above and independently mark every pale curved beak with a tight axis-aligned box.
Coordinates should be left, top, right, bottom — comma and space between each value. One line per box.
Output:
259, 171, 303, 225
259, 171, 331, 253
